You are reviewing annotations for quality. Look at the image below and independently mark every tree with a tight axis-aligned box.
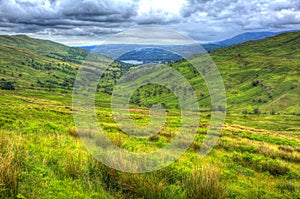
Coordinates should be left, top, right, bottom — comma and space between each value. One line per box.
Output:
0, 79, 15, 90
253, 108, 260, 115
242, 110, 248, 114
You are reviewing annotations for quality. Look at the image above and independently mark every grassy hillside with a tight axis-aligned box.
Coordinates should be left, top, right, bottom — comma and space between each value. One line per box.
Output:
107, 31, 300, 115
211, 31, 300, 114
0, 33, 299, 198
0, 33, 299, 114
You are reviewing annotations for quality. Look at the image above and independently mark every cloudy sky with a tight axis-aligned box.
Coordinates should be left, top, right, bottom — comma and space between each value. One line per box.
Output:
0, 0, 299, 45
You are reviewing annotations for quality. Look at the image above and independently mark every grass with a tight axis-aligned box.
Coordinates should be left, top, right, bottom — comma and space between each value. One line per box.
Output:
182, 167, 226, 199
0, 136, 21, 198
0, 32, 299, 198
0, 91, 299, 198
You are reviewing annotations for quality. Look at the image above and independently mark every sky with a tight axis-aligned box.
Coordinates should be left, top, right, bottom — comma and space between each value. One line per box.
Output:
0, 0, 299, 46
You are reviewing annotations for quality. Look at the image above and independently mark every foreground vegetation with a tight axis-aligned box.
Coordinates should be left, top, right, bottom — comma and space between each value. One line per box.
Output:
0, 90, 299, 198
0, 32, 299, 198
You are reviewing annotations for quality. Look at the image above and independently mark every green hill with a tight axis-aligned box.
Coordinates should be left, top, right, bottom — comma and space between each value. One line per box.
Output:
211, 31, 300, 114
0, 35, 121, 93
0, 32, 299, 114
122, 31, 300, 114
0, 32, 299, 198
0, 35, 88, 60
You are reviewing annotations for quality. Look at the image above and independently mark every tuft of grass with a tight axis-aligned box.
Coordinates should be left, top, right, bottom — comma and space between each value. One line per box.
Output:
0, 136, 23, 198
182, 167, 226, 199
119, 173, 167, 199
232, 152, 290, 176
279, 145, 294, 153
295, 147, 300, 153
68, 126, 79, 138
276, 182, 296, 194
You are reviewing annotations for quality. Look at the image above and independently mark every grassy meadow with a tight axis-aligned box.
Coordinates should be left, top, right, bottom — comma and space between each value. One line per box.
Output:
0, 32, 299, 198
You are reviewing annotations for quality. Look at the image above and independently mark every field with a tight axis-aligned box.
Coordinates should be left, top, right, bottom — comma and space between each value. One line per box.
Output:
0, 32, 299, 198
0, 89, 299, 198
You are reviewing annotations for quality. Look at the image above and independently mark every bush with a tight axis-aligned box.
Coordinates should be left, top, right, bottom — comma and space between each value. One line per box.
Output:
0, 79, 15, 90
242, 110, 248, 114
252, 80, 259, 87
253, 108, 260, 115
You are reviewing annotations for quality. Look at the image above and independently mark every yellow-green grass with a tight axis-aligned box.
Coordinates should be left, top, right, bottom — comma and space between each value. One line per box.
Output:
0, 91, 299, 198
0, 32, 300, 198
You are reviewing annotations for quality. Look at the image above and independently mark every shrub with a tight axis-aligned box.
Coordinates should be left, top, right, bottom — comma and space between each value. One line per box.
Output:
253, 108, 260, 115
252, 80, 259, 87
242, 110, 248, 114
0, 79, 15, 90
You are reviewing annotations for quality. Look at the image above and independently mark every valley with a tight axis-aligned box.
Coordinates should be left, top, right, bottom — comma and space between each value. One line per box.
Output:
0, 32, 299, 198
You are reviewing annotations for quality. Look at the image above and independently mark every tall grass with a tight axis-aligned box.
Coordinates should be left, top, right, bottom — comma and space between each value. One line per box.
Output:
182, 167, 226, 199
93, 161, 226, 199
0, 136, 23, 198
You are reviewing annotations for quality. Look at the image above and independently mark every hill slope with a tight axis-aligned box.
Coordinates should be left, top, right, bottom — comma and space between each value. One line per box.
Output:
211, 31, 300, 113
0, 35, 115, 92
0, 33, 299, 198
0, 32, 299, 114
119, 31, 300, 114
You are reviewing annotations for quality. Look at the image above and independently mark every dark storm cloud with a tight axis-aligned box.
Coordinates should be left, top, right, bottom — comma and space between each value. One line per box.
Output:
59, 0, 136, 18
181, 0, 300, 30
0, 0, 299, 45
136, 15, 181, 25
0, 0, 138, 36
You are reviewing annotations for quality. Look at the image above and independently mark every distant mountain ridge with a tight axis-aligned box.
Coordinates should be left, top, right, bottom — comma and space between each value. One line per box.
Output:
78, 30, 297, 64
214, 30, 297, 47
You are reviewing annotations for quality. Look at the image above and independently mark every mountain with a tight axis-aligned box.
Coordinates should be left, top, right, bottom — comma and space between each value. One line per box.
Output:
118, 48, 183, 64
215, 31, 278, 47
78, 30, 297, 63
79, 43, 221, 55
79, 44, 207, 64
216, 30, 298, 47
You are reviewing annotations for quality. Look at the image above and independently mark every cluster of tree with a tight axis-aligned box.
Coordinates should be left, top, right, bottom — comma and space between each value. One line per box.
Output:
23, 59, 76, 75
242, 108, 261, 115
0, 79, 15, 90
36, 77, 75, 90
45, 49, 89, 64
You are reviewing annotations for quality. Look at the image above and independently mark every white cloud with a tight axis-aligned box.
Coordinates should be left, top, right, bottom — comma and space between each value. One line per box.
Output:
0, 0, 299, 45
